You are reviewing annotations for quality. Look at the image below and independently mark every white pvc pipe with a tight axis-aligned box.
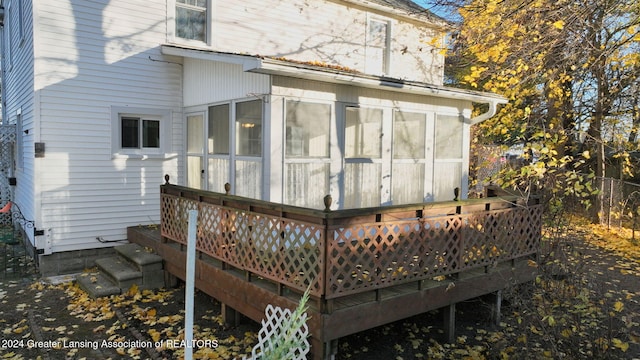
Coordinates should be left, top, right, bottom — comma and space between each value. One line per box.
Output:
184, 209, 198, 360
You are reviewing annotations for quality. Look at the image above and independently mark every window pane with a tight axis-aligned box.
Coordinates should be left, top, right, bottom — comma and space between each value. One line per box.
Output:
345, 107, 382, 158
121, 117, 139, 148
143, 120, 160, 148
392, 163, 425, 204
286, 101, 330, 157
187, 115, 203, 153
176, 5, 206, 41
367, 20, 388, 74
344, 163, 382, 208
208, 104, 229, 155
236, 100, 262, 156
394, 111, 426, 159
435, 115, 463, 159
369, 20, 387, 47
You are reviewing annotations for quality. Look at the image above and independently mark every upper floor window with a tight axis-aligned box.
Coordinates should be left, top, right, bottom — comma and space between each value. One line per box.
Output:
176, 0, 207, 42
366, 18, 390, 75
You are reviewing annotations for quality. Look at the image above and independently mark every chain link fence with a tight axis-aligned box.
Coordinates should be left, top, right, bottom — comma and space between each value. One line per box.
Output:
599, 177, 640, 234
472, 146, 640, 236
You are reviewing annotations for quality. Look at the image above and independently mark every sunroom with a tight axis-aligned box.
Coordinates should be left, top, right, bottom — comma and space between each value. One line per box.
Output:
165, 45, 507, 209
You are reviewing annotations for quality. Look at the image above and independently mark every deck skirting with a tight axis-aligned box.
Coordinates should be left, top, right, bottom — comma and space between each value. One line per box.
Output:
128, 226, 537, 360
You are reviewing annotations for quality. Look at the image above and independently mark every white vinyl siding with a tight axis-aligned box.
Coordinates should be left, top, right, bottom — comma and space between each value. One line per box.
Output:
211, 0, 444, 84
2, 0, 35, 246
33, 1, 182, 253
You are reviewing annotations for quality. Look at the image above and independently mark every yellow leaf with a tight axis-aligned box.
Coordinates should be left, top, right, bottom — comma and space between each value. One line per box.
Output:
127, 284, 139, 297
148, 329, 161, 342
614, 301, 624, 312
612, 338, 629, 352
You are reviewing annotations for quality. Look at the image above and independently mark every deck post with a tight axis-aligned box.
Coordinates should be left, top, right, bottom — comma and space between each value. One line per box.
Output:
491, 290, 503, 325
322, 339, 338, 360
443, 303, 456, 343
221, 303, 241, 327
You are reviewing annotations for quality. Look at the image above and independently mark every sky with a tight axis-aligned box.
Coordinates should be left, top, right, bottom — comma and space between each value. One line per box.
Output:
411, 0, 459, 21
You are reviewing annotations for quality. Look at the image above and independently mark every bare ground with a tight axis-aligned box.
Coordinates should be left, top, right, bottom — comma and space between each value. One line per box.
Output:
0, 221, 639, 359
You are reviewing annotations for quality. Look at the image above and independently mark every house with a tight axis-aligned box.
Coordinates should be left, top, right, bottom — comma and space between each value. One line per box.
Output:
0, 0, 506, 275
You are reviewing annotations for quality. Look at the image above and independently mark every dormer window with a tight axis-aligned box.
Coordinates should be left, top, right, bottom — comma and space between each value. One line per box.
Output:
176, 0, 207, 42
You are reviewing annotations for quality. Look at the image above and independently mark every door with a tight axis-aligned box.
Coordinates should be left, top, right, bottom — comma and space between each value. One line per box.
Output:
187, 113, 205, 189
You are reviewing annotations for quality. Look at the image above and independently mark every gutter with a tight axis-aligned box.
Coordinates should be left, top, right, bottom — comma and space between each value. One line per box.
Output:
250, 57, 508, 124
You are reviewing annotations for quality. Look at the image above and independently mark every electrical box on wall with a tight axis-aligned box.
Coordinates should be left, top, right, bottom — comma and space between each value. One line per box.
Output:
35, 142, 45, 158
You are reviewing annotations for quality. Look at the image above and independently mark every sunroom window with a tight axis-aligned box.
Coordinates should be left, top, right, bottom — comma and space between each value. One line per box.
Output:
284, 100, 331, 208
176, 0, 207, 42
235, 100, 263, 157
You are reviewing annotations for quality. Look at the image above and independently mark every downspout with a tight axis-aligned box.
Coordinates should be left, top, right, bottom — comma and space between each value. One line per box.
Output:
467, 98, 507, 126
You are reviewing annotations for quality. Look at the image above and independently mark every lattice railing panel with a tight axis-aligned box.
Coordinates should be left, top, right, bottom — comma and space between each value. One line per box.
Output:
326, 205, 543, 298
161, 193, 324, 296
161, 185, 542, 300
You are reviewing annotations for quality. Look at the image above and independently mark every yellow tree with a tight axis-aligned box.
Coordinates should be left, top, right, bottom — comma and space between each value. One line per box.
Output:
454, 0, 640, 222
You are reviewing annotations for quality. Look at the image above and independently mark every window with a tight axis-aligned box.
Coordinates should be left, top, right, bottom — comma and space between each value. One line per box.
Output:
112, 108, 170, 156
121, 117, 160, 149
208, 104, 229, 155
366, 18, 390, 75
392, 111, 427, 204
286, 101, 331, 157
435, 115, 463, 159
17, 0, 24, 45
5, 2, 13, 70
235, 100, 262, 157
345, 107, 383, 158
176, 0, 207, 42
393, 111, 426, 159
284, 100, 331, 208
15, 109, 23, 170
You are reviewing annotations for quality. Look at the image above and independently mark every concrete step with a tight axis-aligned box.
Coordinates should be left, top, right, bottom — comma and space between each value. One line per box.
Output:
75, 243, 166, 298
114, 243, 163, 273
114, 243, 165, 290
95, 256, 142, 290
76, 271, 121, 298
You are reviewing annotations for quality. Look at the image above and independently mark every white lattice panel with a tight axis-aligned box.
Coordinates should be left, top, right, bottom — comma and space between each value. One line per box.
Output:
245, 304, 310, 360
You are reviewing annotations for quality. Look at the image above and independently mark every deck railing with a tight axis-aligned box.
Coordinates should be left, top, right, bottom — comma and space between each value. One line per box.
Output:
160, 182, 542, 300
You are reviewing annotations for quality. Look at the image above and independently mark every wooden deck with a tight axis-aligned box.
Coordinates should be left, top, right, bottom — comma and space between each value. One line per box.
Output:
128, 181, 542, 359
